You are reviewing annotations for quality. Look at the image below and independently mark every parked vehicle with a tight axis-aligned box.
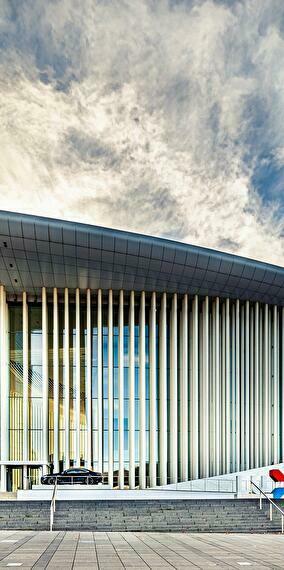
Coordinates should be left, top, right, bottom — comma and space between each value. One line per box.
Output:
41, 467, 103, 485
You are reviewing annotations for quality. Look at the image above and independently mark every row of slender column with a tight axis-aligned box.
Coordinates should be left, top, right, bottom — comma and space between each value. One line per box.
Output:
0, 286, 283, 490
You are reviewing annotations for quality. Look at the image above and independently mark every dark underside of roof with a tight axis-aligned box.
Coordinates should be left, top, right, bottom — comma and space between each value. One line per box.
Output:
0, 211, 283, 305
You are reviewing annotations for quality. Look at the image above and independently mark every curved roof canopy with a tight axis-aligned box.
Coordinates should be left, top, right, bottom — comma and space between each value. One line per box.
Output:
0, 211, 283, 305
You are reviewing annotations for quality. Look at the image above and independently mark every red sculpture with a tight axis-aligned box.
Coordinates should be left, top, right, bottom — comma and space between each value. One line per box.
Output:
269, 469, 284, 482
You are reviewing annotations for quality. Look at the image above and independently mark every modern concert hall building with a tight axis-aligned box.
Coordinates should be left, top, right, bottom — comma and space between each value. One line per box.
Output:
0, 211, 283, 491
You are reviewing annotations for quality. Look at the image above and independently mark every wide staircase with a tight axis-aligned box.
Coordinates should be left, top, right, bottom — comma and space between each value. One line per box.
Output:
0, 499, 283, 532
52, 499, 284, 532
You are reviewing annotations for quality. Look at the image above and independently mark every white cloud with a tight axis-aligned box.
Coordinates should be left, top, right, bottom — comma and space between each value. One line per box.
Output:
0, 0, 283, 265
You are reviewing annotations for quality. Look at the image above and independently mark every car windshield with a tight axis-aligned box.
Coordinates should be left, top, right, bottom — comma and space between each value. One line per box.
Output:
64, 469, 89, 474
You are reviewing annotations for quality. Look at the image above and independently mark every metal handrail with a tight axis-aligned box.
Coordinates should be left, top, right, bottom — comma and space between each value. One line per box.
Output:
50, 478, 57, 532
145, 479, 235, 492
251, 480, 284, 533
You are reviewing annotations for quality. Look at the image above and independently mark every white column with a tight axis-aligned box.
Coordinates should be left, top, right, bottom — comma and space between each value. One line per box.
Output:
0, 286, 8, 491
170, 293, 178, 484
97, 289, 103, 473
225, 298, 230, 473
179, 312, 183, 477
231, 303, 236, 472
118, 289, 124, 489
108, 290, 113, 487
263, 303, 269, 465
259, 306, 263, 466
23, 465, 28, 490
64, 288, 70, 468
268, 307, 272, 463
86, 289, 92, 469
235, 299, 240, 472
190, 294, 199, 480
129, 291, 135, 490
240, 303, 245, 470
23, 291, 28, 464
282, 307, 284, 462
210, 306, 215, 475
180, 294, 188, 482
273, 305, 279, 464
278, 308, 280, 461
139, 291, 146, 489
199, 310, 203, 467
42, 287, 49, 471
149, 291, 157, 487
209, 311, 213, 475
159, 292, 167, 486
53, 288, 59, 473
75, 288, 81, 466
245, 300, 250, 469
221, 302, 225, 473
254, 302, 259, 468
201, 296, 209, 478
214, 297, 220, 475
249, 306, 254, 469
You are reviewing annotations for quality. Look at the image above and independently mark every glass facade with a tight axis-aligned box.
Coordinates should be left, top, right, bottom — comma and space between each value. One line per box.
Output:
9, 306, 23, 462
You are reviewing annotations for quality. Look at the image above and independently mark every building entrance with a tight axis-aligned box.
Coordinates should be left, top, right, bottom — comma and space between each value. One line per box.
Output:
7, 467, 23, 492
7, 466, 42, 492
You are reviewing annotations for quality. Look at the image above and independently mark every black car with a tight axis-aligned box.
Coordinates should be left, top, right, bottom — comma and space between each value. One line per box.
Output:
41, 468, 103, 485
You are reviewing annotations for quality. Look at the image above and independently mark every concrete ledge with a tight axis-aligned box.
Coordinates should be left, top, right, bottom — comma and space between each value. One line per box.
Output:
17, 487, 249, 501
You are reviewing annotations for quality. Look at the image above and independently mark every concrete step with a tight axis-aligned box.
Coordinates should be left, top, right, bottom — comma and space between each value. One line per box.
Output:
0, 499, 282, 532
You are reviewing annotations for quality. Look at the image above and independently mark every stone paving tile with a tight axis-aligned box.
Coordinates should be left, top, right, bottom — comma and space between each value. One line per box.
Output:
180, 533, 284, 569
93, 532, 124, 569
148, 533, 220, 568
72, 532, 98, 569
107, 532, 149, 568
137, 533, 198, 568
0, 531, 282, 569
121, 531, 173, 568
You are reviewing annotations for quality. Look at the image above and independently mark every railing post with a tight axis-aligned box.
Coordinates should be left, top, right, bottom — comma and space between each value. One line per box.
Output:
236, 476, 239, 497
50, 479, 57, 532
282, 515, 284, 535
270, 502, 273, 521
54, 479, 56, 512
260, 494, 262, 510
249, 476, 253, 494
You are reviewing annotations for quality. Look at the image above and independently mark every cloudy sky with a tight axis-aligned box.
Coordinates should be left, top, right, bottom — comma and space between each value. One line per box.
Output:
0, 0, 283, 265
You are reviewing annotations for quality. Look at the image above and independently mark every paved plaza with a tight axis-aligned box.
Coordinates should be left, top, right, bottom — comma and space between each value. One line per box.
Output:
0, 531, 281, 569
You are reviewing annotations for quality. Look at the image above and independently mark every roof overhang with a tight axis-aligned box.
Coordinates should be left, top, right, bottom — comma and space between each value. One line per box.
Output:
0, 211, 283, 305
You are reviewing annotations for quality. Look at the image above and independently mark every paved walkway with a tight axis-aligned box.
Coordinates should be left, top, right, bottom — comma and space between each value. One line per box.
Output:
0, 531, 282, 568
